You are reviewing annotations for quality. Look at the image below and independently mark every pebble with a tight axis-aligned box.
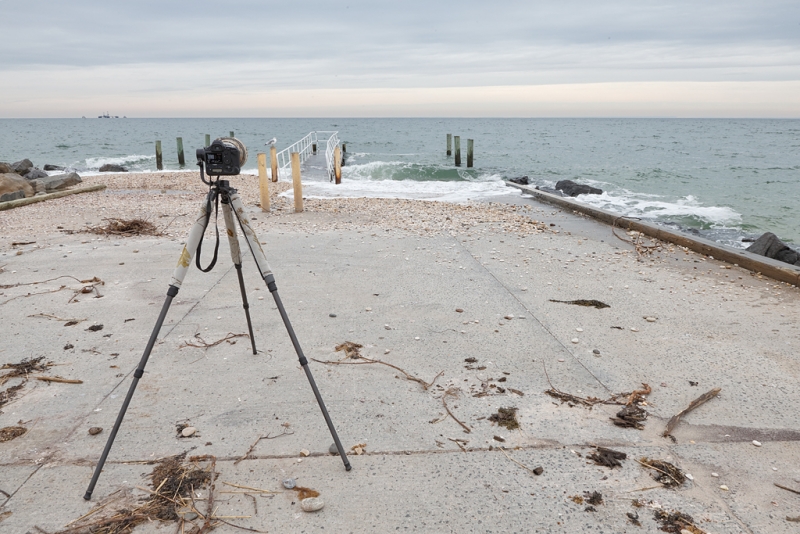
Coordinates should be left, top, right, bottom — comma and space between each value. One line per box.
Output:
711, 472, 719, 477
181, 426, 196, 437
558, 358, 565, 362
414, 336, 420, 340
575, 328, 583, 332
504, 314, 514, 320
283, 478, 296, 489
384, 325, 392, 330
384, 349, 391, 354
455, 308, 464, 313
133, 249, 139, 253
329, 443, 338, 455
300, 449, 310, 457
752, 440, 762, 447
646, 317, 657, 322
680, 530, 693, 534
533, 466, 544, 476
365, 307, 372, 311
685, 473, 694, 480
184, 512, 198, 521
571, 338, 579, 344
88, 427, 103, 435
720, 485, 729, 491
301, 497, 325, 512
592, 349, 600, 355
630, 327, 639, 332
329, 313, 337, 317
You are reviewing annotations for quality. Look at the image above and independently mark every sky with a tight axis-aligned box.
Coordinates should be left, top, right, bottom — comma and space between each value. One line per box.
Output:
1, 0, 799, 118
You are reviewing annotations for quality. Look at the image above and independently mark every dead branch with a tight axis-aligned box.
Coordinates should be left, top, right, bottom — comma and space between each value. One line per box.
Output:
181, 333, 249, 349
234, 428, 293, 465
447, 437, 468, 452
498, 446, 542, 476
28, 313, 86, 323
35, 376, 83, 384
311, 356, 443, 390
774, 483, 800, 496
221, 482, 280, 494
663, 387, 721, 437
442, 388, 471, 433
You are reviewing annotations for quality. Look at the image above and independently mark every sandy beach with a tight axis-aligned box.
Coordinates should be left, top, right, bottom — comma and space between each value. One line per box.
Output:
1, 173, 799, 533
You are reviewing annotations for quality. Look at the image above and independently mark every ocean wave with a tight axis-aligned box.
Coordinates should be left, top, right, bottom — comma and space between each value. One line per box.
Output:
342, 160, 492, 182
84, 154, 155, 169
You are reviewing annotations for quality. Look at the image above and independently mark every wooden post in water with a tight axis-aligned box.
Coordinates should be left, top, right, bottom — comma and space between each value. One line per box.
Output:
270, 146, 278, 182
155, 140, 163, 170
446, 134, 452, 156
291, 152, 303, 212
205, 134, 211, 146
230, 131, 235, 138
257, 152, 270, 212
176, 137, 185, 166
342, 143, 347, 153
341, 143, 346, 166
312, 143, 317, 155
334, 146, 342, 184
467, 139, 474, 168
454, 136, 461, 166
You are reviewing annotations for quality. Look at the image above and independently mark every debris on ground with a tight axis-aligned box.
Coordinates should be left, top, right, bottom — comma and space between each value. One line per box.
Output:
82, 218, 161, 236
0, 384, 24, 413
0, 426, 27, 442
638, 457, 686, 487
88, 427, 102, 435
335, 341, 363, 359
350, 443, 367, 455
86, 324, 104, 332
611, 404, 648, 429
180, 332, 249, 349
652, 509, 707, 533
548, 299, 610, 309
588, 446, 627, 468
1, 357, 52, 384
300, 497, 325, 512
56, 453, 217, 534
488, 407, 519, 430
663, 387, 721, 438
626, 511, 641, 526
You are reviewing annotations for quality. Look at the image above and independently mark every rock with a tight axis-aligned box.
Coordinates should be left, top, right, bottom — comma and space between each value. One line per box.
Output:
329, 313, 337, 317
533, 466, 544, 475
719, 484, 729, 491
507, 176, 530, 185
0, 162, 12, 173
181, 426, 196, 437
300, 449, 310, 457
645, 317, 657, 322
0, 190, 25, 202
592, 349, 600, 355
504, 314, 514, 320
746, 232, 800, 266
11, 158, 34, 175
555, 179, 603, 197
282, 478, 296, 489
43, 164, 64, 171
88, 427, 103, 435
31, 172, 82, 192
99, 164, 128, 172
184, 512, 198, 521
24, 168, 48, 180
0, 173, 34, 200
329, 443, 338, 455
571, 338, 579, 344
535, 185, 565, 196
752, 440, 762, 447
300, 497, 325, 512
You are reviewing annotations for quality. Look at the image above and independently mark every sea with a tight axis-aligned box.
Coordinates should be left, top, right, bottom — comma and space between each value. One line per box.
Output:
1, 118, 798, 249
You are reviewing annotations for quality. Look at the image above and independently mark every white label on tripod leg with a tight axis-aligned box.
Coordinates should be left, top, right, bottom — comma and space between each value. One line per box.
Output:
221, 202, 242, 263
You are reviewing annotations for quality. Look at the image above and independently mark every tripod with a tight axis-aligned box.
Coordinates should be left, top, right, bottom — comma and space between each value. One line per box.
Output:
83, 164, 352, 500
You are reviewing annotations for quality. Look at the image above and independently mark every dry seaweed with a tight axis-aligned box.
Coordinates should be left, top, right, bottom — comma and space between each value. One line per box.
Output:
83, 218, 161, 237
1, 357, 52, 384
653, 509, 706, 533
548, 299, 610, 309
488, 407, 519, 430
335, 341, 363, 359
0, 426, 27, 442
588, 446, 627, 468
0, 384, 25, 412
638, 457, 686, 487
611, 405, 648, 429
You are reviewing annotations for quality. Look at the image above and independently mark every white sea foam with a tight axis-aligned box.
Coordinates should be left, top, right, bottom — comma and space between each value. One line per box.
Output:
578, 191, 742, 226
84, 154, 155, 169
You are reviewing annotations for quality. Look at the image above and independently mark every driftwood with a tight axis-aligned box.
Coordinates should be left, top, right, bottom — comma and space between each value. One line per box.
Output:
663, 387, 721, 437
35, 376, 83, 384
311, 356, 443, 391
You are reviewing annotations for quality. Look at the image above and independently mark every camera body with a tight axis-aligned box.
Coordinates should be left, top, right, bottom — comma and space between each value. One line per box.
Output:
196, 138, 247, 176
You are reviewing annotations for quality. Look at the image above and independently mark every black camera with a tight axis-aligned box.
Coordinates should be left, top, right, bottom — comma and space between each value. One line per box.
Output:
196, 137, 248, 176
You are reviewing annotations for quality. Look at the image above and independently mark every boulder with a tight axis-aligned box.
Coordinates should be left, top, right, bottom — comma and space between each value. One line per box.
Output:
535, 185, 564, 197
99, 164, 128, 172
31, 172, 82, 192
0, 162, 12, 174
0, 190, 26, 202
24, 168, 49, 180
11, 158, 34, 175
555, 179, 603, 197
746, 232, 800, 266
43, 164, 65, 171
0, 173, 34, 200
508, 176, 530, 185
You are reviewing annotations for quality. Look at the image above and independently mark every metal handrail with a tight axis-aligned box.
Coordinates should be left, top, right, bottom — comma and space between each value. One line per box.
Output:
274, 131, 339, 180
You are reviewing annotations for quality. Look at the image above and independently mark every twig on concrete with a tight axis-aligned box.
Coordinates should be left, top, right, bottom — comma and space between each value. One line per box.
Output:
663, 387, 721, 437
447, 437, 468, 452
234, 428, 293, 465
498, 446, 541, 476
36, 376, 83, 384
636, 458, 683, 487
221, 482, 281, 494
442, 388, 471, 433
311, 356, 443, 390
180, 333, 249, 350
28, 313, 86, 323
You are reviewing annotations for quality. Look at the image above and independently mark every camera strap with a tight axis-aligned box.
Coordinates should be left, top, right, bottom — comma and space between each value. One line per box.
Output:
195, 188, 220, 273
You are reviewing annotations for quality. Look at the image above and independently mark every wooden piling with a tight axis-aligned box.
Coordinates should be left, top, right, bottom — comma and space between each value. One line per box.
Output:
334, 146, 342, 184
291, 152, 303, 212
454, 136, 461, 166
342, 143, 347, 153
230, 131, 235, 138
447, 134, 452, 156
257, 152, 270, 212
467, 139, 474, 168
176, 137, 185, 166
270, 146, 278, 182
155, 140, 163, 170
312, 143, 317, 155
205, 134, 211, 146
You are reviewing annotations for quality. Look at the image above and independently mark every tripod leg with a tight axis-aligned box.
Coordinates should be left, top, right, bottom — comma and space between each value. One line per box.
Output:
228, 192, 352, 471
84, 201, 211, 500
221, 200, 257, 354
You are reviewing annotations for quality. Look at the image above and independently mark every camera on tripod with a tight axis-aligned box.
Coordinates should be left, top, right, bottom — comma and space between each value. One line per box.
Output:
196, 137, 248, 176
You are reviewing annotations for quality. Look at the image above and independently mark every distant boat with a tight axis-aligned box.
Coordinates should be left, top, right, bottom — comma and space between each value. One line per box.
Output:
98, 112, 121, 118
